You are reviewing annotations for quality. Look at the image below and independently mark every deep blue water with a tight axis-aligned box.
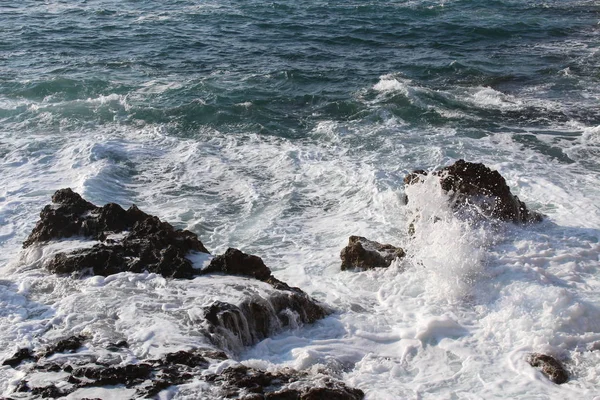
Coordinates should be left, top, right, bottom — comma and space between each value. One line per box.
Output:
1, 0, 598, 142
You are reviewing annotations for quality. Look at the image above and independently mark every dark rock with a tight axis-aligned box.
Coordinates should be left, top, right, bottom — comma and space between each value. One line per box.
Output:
2, 348, 35, 367
527, 353, 568, 384
11, 346, 363, 400
159, 350, 210, 368
106, 340, 129, 351
404, 160, 543, 224
30, 385, 69, 398
303, 386, 364, 400
340, 236, 405, 271
203, 248, 272, 281
204, 290, 328, 351
15, 380, 29, 392
24, 189, 209, 279
206, 365, 364, 400
74, 363, 153, 387
40, 335, 86, 358
266, 390, 301, 400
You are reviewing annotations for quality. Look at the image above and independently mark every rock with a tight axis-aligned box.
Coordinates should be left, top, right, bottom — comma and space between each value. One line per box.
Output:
404, 160, 543, 224
73, 363, 153, 387
39, 335, 86, 358
199, 248, 329, 350
205, 365, 364, 400
204, 288, 328, 351
30, 384, 68, 398
2, 335, 86, 368
203, 248, 272, 281
6, 346, 363, 400
527, 353, 568, 384
340, 236, 405, 271
24, 189, 209, 278
2, 348, 35, 367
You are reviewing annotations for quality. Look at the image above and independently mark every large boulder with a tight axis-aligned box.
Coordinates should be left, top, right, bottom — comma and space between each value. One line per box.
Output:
340, 236, 405, 271
24, 188, 209, 278
404, 160, 543, 224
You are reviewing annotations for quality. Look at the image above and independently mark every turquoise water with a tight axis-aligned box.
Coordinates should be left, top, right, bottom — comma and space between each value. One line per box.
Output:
1, 1, 600, 399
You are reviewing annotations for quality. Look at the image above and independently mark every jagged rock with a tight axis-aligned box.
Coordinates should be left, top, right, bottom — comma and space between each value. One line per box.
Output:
204, 248, 272, 281
527, 353, 568, 384
24, 188, 209, 278
73, 363, 153, 387
204, 289, 328, 351
6, 346, 362, 400
30, 384, 68, 398
39, 335, 86, 358
340, 236, 405, 271
404, 160, 543, 224
197, 248, 328, 350
2, 348, 35, 367
2, 335, 86, 368
205, 365, 364, 400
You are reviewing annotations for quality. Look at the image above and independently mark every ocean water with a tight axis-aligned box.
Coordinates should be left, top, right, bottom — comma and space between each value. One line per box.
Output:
1, 0, 600, 398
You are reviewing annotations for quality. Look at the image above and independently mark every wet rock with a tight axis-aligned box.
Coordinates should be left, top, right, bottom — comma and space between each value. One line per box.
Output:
2, 348, 35, 367
105, 340, 129, 351
30, 384, 69, 398
527, 353, 568, 384
198, 248, 328, 350
404, 160, 543, 224
24, 189, 209, 278
203, 248, 272, 281
40, 335, 86, 358
204, 290, 328, 351
73, 363, 153, 387
8, 346, 363, 400
205, 365, 364, 400
340, 236, 405, 271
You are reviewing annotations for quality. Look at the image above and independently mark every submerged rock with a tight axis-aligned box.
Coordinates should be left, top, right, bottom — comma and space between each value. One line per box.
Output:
527, 353, 569, 384
204, 289, 328, 351
205, 364, 364, 400
340, 236, 405, 271
24, 188, 209, 278
2, 335, 87, 368
196, 247, 329, 350
2, 348, 35, 367
404, 160, 543, 224
7, 346, 362, 399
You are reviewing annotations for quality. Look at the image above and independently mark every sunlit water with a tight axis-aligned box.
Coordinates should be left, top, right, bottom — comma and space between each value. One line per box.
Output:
1, 1, 599, 398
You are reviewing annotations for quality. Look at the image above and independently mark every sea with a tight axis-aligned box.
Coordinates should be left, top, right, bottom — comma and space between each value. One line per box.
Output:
1, 0, 600, 398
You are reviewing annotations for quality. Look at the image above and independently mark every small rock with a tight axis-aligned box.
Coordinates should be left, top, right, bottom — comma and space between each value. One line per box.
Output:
2, 348, 35, 367
527, 353, 568, 384
340, 236, 405, 271
40, 335, 86, 358
203, 248, 272, 281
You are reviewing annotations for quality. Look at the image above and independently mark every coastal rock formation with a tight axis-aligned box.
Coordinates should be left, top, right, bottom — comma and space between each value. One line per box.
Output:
5, 343, 362, 399
404, 160, 543, 224
203, 247, 273, 281
340, 236, 405, 271
527, 353, 569, 384
25, 188, 209, 278
198, 248, 329, 351
203, 289, 328, 351
12, 190, 355, 398
2, 335, 87, 368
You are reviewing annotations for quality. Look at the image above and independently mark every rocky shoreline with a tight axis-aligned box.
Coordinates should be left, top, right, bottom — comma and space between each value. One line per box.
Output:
3, 160, 569, 399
